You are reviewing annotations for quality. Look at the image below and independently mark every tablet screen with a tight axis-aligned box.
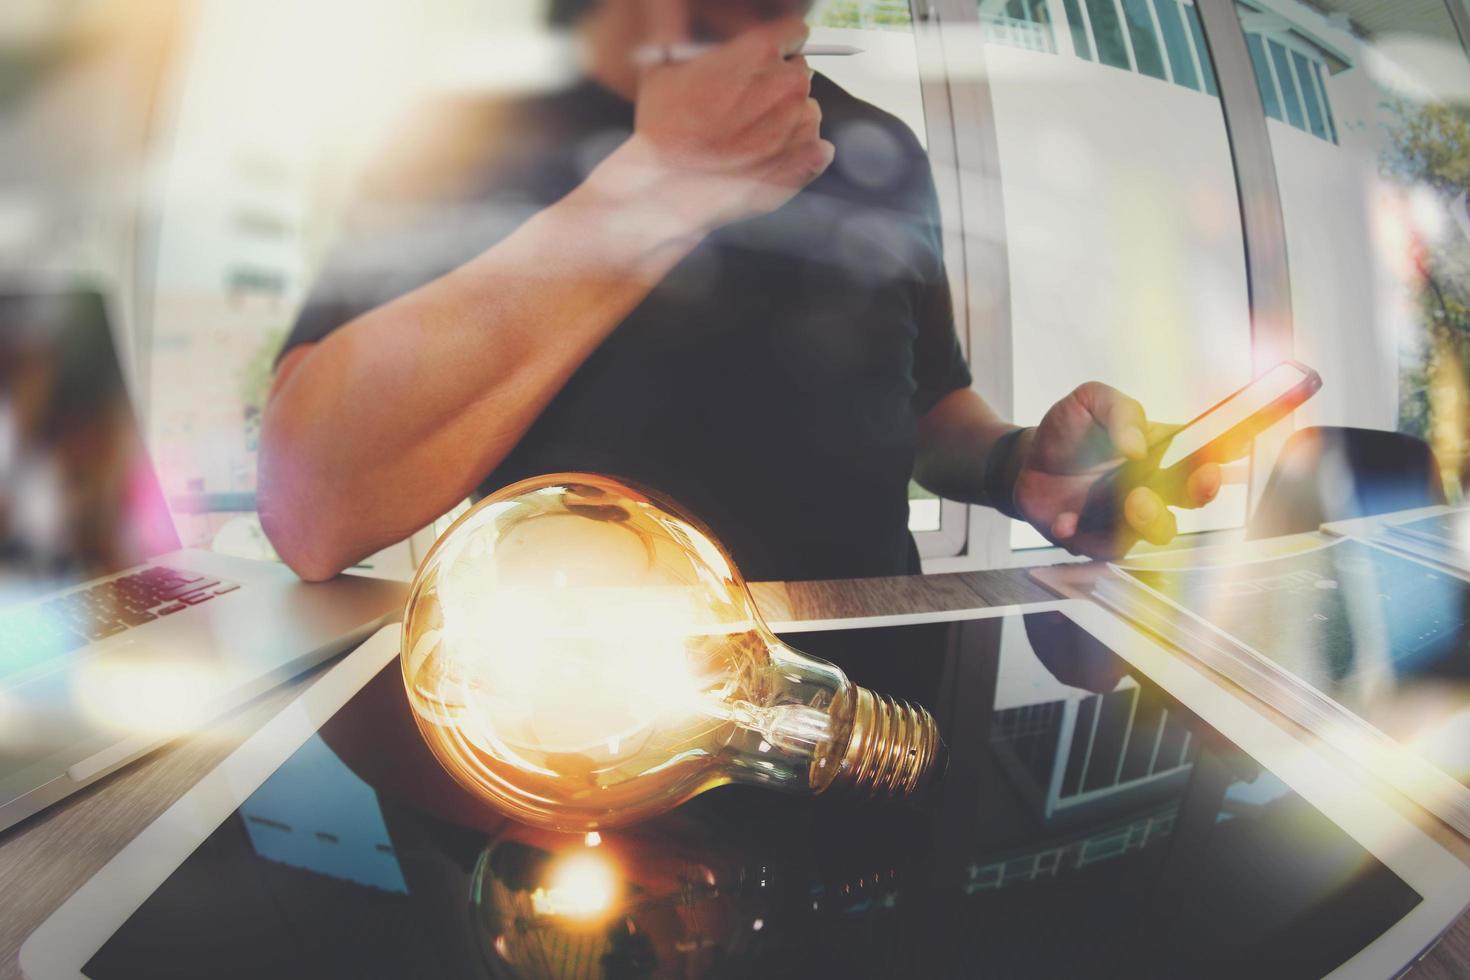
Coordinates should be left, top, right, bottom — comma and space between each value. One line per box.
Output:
82, 612, 1422, 979
1119, 538, 1470, 787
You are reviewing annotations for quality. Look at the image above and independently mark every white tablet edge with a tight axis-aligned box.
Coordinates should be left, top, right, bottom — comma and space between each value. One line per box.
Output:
22, 602, 1470, 980
20, 624, 403, 980
703, 601, 1470, 980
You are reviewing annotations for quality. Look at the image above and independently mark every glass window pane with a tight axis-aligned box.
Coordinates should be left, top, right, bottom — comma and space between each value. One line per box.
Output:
1234, 1, 1470, 488
907, 481, 941, 532
1085, 0, 1132, 69
980, 2, 1252, 549
1313, 61, 1338, 143
1245, 33, 1283, 120
983, 0, 1058, 53
1122, 0, 1167, 80
1183, 3, 1217, 95
1062, 0, 1094, 59
1291, 50, 1328, 139
1268, 39, 1306, 129
1153, 0, 1198, 90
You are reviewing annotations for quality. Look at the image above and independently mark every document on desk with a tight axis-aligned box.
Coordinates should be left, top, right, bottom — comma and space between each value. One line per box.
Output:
1094, 536, 1470, 837
1377, 507, 1470, 572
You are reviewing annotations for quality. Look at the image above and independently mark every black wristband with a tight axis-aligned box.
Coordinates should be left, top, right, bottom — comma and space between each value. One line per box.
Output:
982, 426, 1031, 521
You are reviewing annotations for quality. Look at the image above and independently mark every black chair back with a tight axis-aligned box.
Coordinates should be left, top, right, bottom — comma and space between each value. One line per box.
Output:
1246, 426, 1445, 540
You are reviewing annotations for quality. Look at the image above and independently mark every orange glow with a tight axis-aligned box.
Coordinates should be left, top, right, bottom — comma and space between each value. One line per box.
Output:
402, 474, 940, 832
530, 852, 619, 921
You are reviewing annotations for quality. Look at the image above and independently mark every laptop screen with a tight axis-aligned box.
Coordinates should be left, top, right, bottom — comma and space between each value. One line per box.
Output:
0, 290, 180, 607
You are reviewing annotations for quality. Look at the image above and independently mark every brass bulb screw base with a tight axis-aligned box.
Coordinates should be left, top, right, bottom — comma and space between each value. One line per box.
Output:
828, 687, 943, 798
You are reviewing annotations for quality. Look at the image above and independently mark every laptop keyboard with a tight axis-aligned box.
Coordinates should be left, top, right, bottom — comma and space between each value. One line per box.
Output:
0, 566, 240, 679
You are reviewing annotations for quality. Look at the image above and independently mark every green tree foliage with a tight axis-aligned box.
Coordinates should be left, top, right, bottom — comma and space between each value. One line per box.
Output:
239, 327, 285, 452
868, 0, 913, 27
812, 0, 912, 30
1382, 100, 1470, 446
815, 0, 863, 28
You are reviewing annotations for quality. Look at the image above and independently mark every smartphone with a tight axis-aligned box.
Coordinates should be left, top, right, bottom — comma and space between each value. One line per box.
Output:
1076, 361, 1322, 535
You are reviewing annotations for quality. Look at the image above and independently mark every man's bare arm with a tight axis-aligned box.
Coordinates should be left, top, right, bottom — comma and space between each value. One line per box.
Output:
261, 165, 697, 580
259, 17, 833, 580
912, 387, 1017, 506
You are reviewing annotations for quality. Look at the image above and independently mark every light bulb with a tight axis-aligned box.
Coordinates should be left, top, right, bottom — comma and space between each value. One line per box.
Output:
401, 473, 942, 832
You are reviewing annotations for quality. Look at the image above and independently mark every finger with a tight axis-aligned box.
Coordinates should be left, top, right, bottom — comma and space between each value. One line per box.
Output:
1148, 508, 1178, 546
743, 16, 810, 60
642, 0, 690, 45
1073, 382, 1148, 460
772, 107, 825, 169
762, 137, 836, 190
813, 138, 837, 174
786, 96, 821, 141
1050, 512, 1079, 543
1182, 463, 1222, 508
743, 91, 820, 160
1072, 534, 1131, 562
1064, 525, 1136, 561
1124, 486, 1159, 531
1145, 420, 1182, 443
1125, 487, 1177, 546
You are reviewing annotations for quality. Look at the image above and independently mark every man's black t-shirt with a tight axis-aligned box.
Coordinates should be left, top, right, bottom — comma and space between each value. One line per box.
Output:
279, 75, 972, 582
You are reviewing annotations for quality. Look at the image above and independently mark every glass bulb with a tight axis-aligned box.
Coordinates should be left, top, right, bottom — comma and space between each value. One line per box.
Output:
402, 473, 942, 832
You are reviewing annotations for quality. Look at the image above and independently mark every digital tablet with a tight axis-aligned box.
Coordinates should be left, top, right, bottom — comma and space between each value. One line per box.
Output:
21, 600, 1470, 979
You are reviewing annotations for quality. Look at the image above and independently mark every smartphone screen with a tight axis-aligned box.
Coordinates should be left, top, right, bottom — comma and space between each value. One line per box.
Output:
1158, 363, 1311, 470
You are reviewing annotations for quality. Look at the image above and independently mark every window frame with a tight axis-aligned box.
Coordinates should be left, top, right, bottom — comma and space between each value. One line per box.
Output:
1121, 0, 1169, 80
1266, 36, 1307, 128
1041, 0, 1220, 94
1310, 60, 1337, 142
1087, 0, 1139, 70
911, 0, 977, 558
920, 0, 1306, 571
1244, 32, 1282, 119
1060, 0, 1096, 59
1290, 47, 1327, 138
1236, 3, 1341, 145
1155, 0, 1204, 90
925, 0, 1460, 570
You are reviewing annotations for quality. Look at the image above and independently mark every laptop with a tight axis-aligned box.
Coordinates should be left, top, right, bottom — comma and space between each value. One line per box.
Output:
0, 288, 407, 832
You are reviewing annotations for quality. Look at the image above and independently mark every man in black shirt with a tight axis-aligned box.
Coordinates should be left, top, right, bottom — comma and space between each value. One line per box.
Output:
259, 0, 1220, 583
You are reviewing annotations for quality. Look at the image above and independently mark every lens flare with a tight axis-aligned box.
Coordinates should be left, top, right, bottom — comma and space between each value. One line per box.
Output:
531, 852, 619, 920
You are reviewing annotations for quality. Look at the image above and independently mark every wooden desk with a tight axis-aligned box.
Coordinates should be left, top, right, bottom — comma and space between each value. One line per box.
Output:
1, 569, 1466, 979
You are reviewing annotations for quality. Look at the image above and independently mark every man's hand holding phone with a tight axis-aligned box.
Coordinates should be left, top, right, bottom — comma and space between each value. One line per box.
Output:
1008, 363, 1321, 559
1010, 383, 1224, 560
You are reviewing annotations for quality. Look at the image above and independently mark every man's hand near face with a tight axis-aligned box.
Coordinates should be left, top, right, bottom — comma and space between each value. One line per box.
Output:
260, 0, 1209, 585
605, 4, 834, 233
259, 2, 837, 581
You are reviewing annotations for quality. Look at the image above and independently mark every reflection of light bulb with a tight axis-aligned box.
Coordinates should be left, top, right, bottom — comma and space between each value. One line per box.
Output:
402, 473, 942, 832
531, 852, 618, 920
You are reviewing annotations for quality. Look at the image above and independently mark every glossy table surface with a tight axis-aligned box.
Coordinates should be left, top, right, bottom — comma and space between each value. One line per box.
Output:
1, 567, 1466, 978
